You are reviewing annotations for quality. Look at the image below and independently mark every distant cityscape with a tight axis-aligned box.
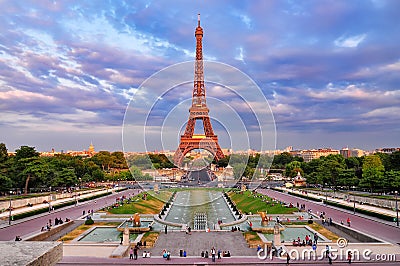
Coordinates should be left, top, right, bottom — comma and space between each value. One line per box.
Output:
7, 143, 400, 163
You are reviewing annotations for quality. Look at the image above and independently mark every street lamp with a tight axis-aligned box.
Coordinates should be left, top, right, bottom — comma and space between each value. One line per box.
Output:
48, 186, 52, 213
8, 190, 12, 225
395, 191, 399, 227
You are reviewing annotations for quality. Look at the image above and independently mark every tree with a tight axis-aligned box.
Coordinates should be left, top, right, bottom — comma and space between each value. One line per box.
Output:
0, 143, 8, 163
383, 170, 400, 191
15, 146, 39, 161
129, 166, 152, 181
214, 155, 229, 168
127, 155, 152, 170
360, 155, 385, 192
337, 169, 358, 189
92, 151, 112, 171
51, 168, 77, 188
21, 158, 50, 194
111, 151, 128, 169
285, 161, 303, 178
233, 163, 247, 180
389, 151, 400, 171
116, 170, 133, 181
272, 152, 293, 168
0, 173, 12, 192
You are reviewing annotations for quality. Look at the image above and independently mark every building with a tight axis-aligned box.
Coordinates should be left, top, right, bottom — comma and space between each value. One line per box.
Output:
294, 148, 339, 162
340, 147, 351, 158
375, 147, 400, 154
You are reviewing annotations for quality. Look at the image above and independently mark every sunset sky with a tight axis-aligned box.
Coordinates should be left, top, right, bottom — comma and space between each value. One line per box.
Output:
1, 0, 399, 152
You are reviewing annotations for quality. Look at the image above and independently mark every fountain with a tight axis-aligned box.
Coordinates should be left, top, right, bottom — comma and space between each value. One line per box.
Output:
160, 190, 237, 230
132, 213, 141, 226
260, 211, 269, 226
194, 212, 208, 230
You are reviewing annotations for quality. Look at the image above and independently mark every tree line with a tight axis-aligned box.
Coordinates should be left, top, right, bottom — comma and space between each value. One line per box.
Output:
0, 143, 149, 195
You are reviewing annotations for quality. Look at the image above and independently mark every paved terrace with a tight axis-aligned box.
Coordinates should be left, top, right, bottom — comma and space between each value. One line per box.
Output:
279, 187, 397, 219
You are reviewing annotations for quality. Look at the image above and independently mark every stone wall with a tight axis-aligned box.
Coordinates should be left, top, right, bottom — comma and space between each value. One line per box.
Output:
0, 241, 63, 266
332, 222, 381, 243
25, 221, 74, 241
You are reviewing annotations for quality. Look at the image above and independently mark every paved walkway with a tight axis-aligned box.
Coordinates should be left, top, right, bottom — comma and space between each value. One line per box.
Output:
281, 188, 397, 218
148, 231, 255, 257
0, 188, 118, 227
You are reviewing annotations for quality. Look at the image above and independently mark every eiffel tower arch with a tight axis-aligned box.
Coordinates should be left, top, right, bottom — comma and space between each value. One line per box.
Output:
174, 14, 224, 168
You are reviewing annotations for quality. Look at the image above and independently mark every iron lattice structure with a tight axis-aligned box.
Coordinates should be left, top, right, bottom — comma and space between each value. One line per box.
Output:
174, 14, 224, 167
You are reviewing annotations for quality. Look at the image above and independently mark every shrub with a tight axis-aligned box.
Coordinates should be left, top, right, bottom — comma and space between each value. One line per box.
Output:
85, 217, 94, 225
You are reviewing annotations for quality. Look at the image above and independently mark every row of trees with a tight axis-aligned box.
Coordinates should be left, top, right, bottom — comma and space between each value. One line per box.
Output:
284, 152, 400, 192
214, 151, 400, 192
0, 143, 150, 195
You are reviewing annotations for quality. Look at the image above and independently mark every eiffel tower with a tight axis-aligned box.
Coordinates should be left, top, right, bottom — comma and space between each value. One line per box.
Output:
174, 14, 224, 168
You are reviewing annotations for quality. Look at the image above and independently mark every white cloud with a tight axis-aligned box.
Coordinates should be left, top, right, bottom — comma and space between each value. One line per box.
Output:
235, 46, 245, 62
362, 106, 400, 118
0, 89, 55, 102
334, 34, 367, 48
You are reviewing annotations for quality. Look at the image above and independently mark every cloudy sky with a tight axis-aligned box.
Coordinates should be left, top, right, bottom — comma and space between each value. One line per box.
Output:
0, 0, 399, 153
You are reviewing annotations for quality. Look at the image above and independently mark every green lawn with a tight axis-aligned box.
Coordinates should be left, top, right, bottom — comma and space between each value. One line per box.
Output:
228, 190, 298, 215
107, 191, 172, 214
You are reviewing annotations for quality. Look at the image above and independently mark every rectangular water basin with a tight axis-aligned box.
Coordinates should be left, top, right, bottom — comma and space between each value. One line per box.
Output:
78, 227, 138, 243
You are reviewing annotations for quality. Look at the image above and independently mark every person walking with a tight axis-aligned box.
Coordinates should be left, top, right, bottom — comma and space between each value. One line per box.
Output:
347, 251, 352, 264
129, 247, 134, 259
211, 247, 216, 262
217, 249, 221, 259
286, 253, 290, 265
347, 217, 351, 227
165, 225, 168, 234
325, 245, 330, 258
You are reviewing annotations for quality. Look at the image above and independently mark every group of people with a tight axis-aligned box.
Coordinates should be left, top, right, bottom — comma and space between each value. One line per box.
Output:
129, 243, 151, 260
162, 249, 171, 260
40, 217, 70, 232
82, 209, 94, 216
201, 248, 229, 259
292, 232, 319, 246
296, 202, 306, 211
318, 211, 333, 226
230, 226, 241, 232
